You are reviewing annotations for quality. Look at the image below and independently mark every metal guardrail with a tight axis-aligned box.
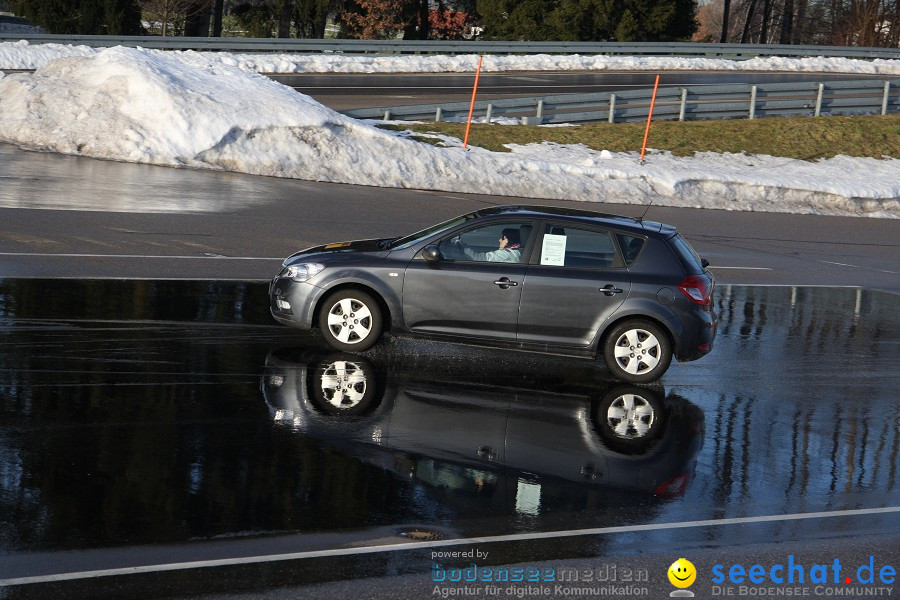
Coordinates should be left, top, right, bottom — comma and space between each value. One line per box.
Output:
342, 79, 900, 125
2, 34, 900, 60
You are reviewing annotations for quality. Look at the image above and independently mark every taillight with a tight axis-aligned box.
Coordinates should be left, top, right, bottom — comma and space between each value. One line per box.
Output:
678, 275, 711, 306
655, 473, 692, 498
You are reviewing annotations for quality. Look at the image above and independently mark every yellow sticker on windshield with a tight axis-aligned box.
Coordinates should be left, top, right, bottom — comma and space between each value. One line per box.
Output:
324, 242, 352, 249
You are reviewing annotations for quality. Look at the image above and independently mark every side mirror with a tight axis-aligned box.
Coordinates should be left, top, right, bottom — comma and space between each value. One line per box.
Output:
421, 245, 441, 262
701, 258, 710, 269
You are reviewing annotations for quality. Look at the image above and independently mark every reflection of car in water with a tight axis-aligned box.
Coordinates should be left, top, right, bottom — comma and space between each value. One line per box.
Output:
261, 348, 704, 503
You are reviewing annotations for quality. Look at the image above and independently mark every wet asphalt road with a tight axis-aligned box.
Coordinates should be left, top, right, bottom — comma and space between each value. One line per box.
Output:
0, 138, 898, 598
0, 279, 897, 599
1, 144, 898, 292
265, 71, 882, 110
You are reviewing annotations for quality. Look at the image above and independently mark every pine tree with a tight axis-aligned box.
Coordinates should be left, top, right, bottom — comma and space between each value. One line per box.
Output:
477, 0, 697, 41
294, 0, 338, 38
10, 0, 142, 34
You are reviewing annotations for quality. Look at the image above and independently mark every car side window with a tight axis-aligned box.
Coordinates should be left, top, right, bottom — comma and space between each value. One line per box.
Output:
538, 224, 618, 268
616, 233, 646, 266
438, 222, 534, 264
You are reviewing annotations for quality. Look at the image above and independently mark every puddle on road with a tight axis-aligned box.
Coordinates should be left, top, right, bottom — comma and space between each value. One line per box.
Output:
0, 143, 276, 214
0, 279, 897, 562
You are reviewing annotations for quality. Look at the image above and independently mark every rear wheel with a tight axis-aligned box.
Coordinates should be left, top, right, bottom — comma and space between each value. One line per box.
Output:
603, 319, 672, 383
318, 289, 383, 352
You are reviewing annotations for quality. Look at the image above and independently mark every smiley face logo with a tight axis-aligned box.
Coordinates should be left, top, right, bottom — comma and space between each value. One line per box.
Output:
668, 558, 697, 589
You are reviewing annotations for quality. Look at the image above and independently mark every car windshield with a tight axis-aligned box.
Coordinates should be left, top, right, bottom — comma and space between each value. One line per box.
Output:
389, 212, 477, 249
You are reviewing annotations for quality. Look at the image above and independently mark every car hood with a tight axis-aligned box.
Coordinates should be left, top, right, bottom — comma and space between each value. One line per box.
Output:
284, 238, 387, 264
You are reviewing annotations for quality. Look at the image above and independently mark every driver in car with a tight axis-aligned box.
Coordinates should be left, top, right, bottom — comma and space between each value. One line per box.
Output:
457, 228, 523, 263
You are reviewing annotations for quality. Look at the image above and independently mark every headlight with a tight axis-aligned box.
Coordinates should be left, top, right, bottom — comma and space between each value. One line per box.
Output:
279, 262, 325, 282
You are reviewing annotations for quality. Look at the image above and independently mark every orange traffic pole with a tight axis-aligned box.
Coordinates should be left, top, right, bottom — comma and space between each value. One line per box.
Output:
463, 55, 484, 150
640, 74, 661, 165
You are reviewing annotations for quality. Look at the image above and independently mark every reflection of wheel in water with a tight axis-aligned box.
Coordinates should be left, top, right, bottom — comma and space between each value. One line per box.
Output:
592, 386, 665, 452
310, 355, 380, 416
608, 393, 655, 438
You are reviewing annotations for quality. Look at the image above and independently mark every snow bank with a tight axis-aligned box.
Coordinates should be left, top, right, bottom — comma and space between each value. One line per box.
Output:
0, 46, 896, 218
2, 39, 900, 75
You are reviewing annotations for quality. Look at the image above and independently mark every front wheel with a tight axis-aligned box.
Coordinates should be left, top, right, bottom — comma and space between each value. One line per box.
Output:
602, 320, 672, 383
318, 289, 383, 352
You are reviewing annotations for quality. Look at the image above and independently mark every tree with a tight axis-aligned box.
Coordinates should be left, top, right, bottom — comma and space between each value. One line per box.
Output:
402, 0, 429, 39
477, 0, 697, 42
778, 0, 794, 42
278, 0, 292, 37
719, 0, 731, 41
758, 0, 772, 42
109, 0, 144, 34
231, 0, 278, 36
139, 0, 211, 35
212, 0, 225, 35
10, 0, 142, 34
428, 4, 473, 38
340, 0, 405, 38
693, 0, 723, 40
183, 0, 212, 35
294, 0, 340, 38
228, 0, 340, 38
718, 0, 900, 46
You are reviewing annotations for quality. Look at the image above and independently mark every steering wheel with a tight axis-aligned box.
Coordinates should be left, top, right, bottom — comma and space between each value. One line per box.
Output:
444, 236, 467, 260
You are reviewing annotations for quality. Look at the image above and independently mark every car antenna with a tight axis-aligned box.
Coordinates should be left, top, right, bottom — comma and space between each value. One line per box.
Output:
636, 198, 654, 223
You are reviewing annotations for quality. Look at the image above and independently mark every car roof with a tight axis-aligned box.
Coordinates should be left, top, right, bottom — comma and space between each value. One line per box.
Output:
474, 205, 676, 236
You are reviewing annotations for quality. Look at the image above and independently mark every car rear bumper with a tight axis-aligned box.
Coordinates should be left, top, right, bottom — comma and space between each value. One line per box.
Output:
675, 309, 718, 362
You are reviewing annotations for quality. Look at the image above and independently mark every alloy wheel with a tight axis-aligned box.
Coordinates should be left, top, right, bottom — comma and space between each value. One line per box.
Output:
606, 392, 656, 439
320, 360, 368, 410
326, 298, 373, 345
612, 328, 662, 376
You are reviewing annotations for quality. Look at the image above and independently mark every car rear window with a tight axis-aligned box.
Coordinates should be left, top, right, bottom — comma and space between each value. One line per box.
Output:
668, 234, 705, 274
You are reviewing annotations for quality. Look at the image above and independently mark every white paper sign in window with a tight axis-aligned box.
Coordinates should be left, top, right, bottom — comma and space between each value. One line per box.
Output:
541, 234, 567, 266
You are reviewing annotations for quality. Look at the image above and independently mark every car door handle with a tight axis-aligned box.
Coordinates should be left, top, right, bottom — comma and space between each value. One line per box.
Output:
600, 284, 624, 296
494, 277, 518, 289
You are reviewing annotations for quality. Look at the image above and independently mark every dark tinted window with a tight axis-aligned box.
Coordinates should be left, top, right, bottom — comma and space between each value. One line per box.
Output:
616, 233, 645, 266
668, 234, 704, 274
537, 225, 618, 269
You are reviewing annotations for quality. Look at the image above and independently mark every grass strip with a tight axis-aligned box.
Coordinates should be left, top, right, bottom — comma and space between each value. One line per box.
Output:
380, 115, 900, 161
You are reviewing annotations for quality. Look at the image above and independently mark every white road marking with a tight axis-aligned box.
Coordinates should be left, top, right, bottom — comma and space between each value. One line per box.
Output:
708, 266, 773, 270
2, 506, 896, 587
0, 252, 283, 260
820, 260, 898, 274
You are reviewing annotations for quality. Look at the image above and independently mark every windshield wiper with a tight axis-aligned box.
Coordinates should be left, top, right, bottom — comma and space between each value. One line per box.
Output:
377, 237, 400, 249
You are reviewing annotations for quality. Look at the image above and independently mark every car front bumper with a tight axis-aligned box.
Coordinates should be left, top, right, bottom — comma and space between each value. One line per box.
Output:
269, 277, 325, 330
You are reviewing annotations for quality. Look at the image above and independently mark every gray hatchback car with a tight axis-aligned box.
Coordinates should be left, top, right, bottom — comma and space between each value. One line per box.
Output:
270, 205, 717, 383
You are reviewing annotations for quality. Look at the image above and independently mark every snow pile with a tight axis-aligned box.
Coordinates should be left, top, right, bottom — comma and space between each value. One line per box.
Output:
201, 51, 900, 76
0, 40, 91, 71
0, 46, 346, 164
0, 46, 897, 218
